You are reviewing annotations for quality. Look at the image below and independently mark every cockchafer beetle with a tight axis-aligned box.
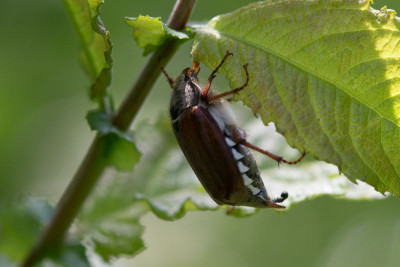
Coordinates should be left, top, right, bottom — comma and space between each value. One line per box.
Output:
159, 51, 305, 209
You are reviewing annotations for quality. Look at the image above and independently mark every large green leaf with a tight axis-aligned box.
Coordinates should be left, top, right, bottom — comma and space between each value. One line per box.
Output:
79, 112, 382, 260
63, 0, 113, 103
192, 0, 400, 197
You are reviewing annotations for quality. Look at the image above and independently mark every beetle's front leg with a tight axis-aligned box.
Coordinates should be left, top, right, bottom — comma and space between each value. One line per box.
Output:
201, 50, 233, 99
207, 63, 249, 102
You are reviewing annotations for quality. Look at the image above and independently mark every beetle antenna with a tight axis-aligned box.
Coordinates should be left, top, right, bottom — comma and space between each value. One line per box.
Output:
157, 57, 174, 88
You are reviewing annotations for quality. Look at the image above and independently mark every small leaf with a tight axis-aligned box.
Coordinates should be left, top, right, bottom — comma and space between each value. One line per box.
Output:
0, 198, 53, 262
86, 110, 131, 140
86, 110, 140, 172
126, 15, 189, 55
102, 134, 141, 172
0, 198, 89, 266
63, 0, 113, 102
192, 0, 400, 197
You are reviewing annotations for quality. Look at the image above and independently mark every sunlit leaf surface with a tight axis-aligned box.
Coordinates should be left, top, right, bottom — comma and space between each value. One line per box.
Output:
192, 0, 400, 197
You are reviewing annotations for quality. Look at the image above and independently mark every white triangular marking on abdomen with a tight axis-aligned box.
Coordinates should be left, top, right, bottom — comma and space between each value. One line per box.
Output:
242, 174, 252, 186
237, 161, 249, 173
225, 137, 236, 147
231, 148, 244, 160
247, 184, 261, 195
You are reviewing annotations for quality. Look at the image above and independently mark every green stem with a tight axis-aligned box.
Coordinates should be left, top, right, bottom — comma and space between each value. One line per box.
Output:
21, 0, 197, 266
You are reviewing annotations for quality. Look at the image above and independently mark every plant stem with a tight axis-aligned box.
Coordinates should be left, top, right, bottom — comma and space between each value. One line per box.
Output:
113, 0, 197, 130
21, 0, 197, 266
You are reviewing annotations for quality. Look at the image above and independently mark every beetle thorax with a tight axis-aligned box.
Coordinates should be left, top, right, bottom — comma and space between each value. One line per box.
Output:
169, 70, 203, 121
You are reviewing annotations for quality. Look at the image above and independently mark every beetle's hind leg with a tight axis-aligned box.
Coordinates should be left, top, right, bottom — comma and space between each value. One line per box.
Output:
242, 141, 306, 166
229, 128, 306, 166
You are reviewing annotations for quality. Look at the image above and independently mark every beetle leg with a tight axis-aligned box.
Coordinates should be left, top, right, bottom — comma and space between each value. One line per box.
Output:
192, 61, 201, 76
226, 206, 235, 215
241, 140, 306, 166
157, 57, 174, 88
273, 191, 289, 203
208, 63, 249, 102
202, 50, 233, 98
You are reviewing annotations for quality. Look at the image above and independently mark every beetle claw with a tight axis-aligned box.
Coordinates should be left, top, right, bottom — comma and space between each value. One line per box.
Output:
226, 206, 235, 215
273, 191, 289, 203
277, 157, 283, 167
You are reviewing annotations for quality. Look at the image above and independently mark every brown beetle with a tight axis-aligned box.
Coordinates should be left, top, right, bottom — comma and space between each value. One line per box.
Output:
159, 51, 305, 208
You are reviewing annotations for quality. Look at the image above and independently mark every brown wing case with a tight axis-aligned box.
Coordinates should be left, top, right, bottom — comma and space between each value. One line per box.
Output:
172, 106, 245, 205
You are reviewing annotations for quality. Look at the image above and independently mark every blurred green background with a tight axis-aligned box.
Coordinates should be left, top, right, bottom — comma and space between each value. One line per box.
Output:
1, 0, 400, 266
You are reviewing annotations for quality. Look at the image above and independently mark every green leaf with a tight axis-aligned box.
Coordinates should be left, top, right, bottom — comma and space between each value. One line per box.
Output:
125, 116, 219, 220
86, 110, 132, 140
0, 198, 89, 266
101, 133, 141, 172
126, 15, 189, 55
80, 112, 382, 261
62, 0, 113, 102
0, 198, 53, 262
41, 244, 90, 267
79, 115, 217, 261
192, 0, 400, 197
78, 180, 146, 262
86, 110, 141, 171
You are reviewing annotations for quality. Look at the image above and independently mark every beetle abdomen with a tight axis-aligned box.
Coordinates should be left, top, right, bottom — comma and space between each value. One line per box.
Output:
222, 128, 279, 208
207, 101, 281, 208
172, 105, 282, 208
173, 106, 246, 205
